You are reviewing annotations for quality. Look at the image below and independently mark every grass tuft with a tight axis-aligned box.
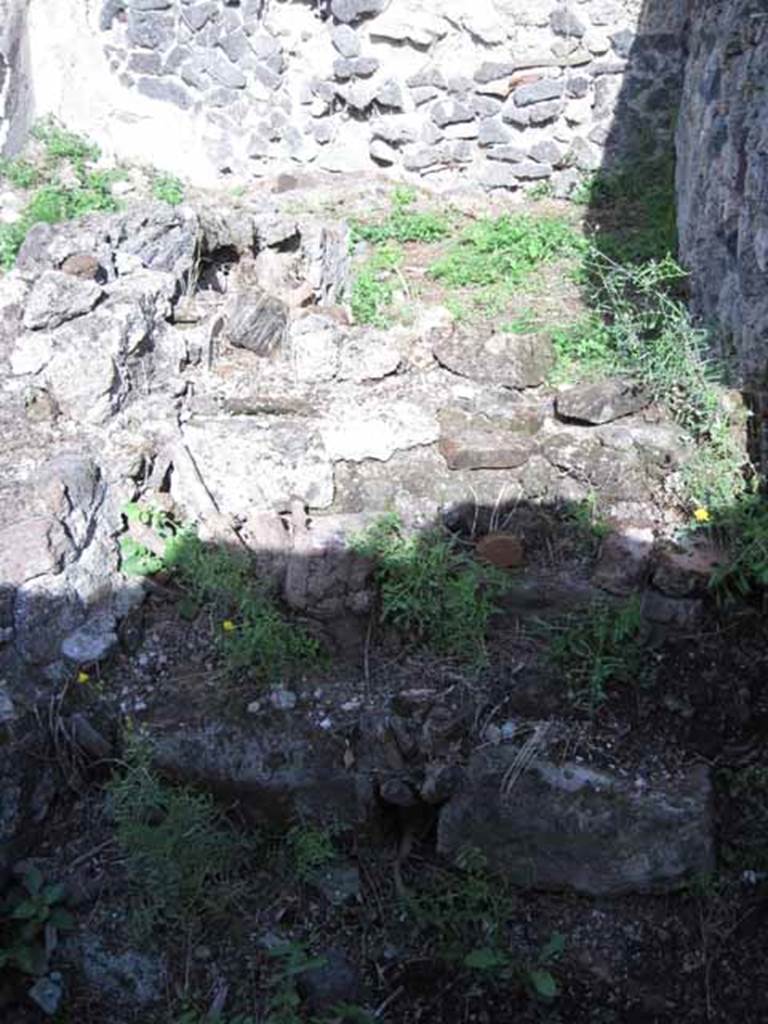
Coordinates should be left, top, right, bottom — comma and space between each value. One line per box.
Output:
0, 119, 119, 270
352, 513, 510, 667
351, 187, 451, 245
429, 214, 584, 289
109, 735, 253, 938
539, 597, 648, 715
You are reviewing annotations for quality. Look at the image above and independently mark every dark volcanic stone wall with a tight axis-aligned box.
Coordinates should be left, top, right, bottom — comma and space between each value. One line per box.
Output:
677, 0, 768, 388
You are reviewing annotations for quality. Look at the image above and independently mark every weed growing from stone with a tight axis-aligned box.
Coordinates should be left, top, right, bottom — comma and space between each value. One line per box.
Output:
0, 119, 119, 269
429, 213, 585, 289
561, 156, 748, 512
0, 157, 40, 189
165, 531, 323, 682
500, 309, 542, 334
547, 314, 618, 384
152, 173, 185, 206
586, 255, 720, 432
707, 491, 768, 599
119, 503, 323, 683
577, 155, 678, 265
352, 513, 510, 667
551, 250, 748, 511
349, 243, 403, 326
561, 494, 611, 549
351, 186, 451, 245
109, 736, 254, 939
31, 117, 100, 171
287, 824, 336, 882
539, 597, 647, 715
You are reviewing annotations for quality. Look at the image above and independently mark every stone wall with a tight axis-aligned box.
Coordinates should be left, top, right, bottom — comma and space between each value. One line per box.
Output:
30, 0, 683, 191
0, 0, 32, 155
676, 0, 768, 398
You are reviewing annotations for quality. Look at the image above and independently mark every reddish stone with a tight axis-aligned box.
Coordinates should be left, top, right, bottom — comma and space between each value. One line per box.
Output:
476, 532, 525, 569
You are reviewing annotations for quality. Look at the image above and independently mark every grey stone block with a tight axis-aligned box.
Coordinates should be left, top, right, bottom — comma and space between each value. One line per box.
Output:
513, 77, 564, 106
331, 24, 361, 58
137, 76, 193, 108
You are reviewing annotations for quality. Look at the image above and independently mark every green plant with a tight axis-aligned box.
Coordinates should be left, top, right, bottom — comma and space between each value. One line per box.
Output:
119, 504, 323, 681
153, 173, 185, 206
708, 491, 768, 599
573, 252, 748, 510
287, 825, 336, 882
540, 597, 647, 714
548, 315, 617, 384
500, 309, 542, 334
528, 180, 554, 201
31, 118, 100, 171
265, 943, 372, 1024
562, 493, 611, 544
719, 764, 768, 871
586, 255, 716, 431
118, 502, 175, 577
578, 156, 677, 265
408, 847, 508, 958
264, 943, 326, 1024
0, 866, 74, 976
680, 417, 748, 514
349, 243, 403, 326
429, 213, 584, 289
175, 1011, 256, 1024
109, 736, 253, 938
0, 121, 119, 270
464, 931, 565, 1001
351, 187, 450, 245
352, 513, 510, 667
0, 222, 26, 270
164, 530, 323, 681
408, 848, 563, 1001
0, 157, 40, 188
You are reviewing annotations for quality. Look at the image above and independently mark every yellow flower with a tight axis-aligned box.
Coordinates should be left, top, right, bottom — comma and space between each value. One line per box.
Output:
693, 507, 710, 524
222, 619, 237, 633
77, 671, 90, 684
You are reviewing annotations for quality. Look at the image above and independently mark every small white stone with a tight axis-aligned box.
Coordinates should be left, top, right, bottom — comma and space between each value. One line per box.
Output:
500, 720, 517, 741
247, 700, 262, 715
270, 688, 298, 710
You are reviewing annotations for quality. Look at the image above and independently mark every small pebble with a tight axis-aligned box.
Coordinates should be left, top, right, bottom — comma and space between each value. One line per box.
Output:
270, 689, 297, 710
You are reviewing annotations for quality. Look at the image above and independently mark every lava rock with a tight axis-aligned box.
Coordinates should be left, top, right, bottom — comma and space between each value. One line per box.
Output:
22, 271, 103, 331
556, 378, 648, 425
438, 749, 714, 895
225, 288, 288, 355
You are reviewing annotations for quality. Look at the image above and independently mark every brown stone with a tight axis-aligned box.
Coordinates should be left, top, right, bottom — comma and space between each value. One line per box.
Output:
439, 435, 534, 470
652, 541, 726, 597
274, 173, 300, 193
60, 253, 102, 280
475, 532, 525, 569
